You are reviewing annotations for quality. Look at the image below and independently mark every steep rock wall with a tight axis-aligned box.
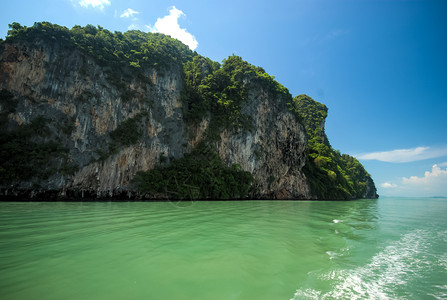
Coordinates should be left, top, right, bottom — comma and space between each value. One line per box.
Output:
216, 88, 310, 199
1, 41, 185, 192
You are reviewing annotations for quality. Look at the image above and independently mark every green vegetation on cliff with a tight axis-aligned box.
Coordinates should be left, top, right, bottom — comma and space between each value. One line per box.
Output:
95, 113, 146, 162
289, 94, 375, 199
182, 54, 290, 135
5, 22, 195, 71
132, 143, 253, 200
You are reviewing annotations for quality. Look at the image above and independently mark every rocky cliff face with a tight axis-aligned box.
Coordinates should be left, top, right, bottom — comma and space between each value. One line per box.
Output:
0, 39, 316, 199
1, 21, 380, 200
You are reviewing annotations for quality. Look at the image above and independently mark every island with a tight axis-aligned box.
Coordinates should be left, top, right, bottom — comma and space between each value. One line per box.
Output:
0, 22, 378, 200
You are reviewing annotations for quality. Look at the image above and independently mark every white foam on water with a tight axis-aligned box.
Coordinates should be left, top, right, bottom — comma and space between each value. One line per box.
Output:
291, 229, 436, 300
332, 219, 342, 224
292, 288, 322, 300
429, 285, 447, 300
326, 247, 350, 261
326, 251, 337, 260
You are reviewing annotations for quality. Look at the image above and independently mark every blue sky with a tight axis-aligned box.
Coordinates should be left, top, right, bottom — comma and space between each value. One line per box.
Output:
1, 0, 446, 197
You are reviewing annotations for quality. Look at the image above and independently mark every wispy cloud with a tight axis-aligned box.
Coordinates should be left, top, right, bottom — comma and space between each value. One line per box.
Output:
379, 163, 447, 197
357, 146, 447, 163
78, 0, 110, 9
120, 8, 139, 18
147, 6, 198, 50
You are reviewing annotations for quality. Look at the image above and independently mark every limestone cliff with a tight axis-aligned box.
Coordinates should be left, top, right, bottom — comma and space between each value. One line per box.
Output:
0, 23, 377, 200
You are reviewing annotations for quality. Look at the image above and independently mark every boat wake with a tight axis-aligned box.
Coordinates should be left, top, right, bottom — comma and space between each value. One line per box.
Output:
291, 229, 447, 300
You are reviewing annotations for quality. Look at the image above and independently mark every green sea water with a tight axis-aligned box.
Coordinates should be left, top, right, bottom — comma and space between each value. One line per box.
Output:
0, 197, 446, 300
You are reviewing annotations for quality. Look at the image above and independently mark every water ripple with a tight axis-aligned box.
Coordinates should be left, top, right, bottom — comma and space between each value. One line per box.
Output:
1, 198, 446, 300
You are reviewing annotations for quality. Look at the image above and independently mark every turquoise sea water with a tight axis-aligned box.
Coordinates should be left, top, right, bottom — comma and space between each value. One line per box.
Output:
0, 197, 446, 299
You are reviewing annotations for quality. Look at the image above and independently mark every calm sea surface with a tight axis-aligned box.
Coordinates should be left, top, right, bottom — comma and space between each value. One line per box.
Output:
1, 197, 446, 300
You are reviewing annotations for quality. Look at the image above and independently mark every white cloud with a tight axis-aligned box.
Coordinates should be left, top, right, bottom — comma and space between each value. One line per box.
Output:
357, 146, 447, 163
381, 182, 397, 189
402, 164, 447, 186
121, 8, 140, 18
379, 163, 447, 197
79, 0, 110, 9
148, 6, 198, 50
